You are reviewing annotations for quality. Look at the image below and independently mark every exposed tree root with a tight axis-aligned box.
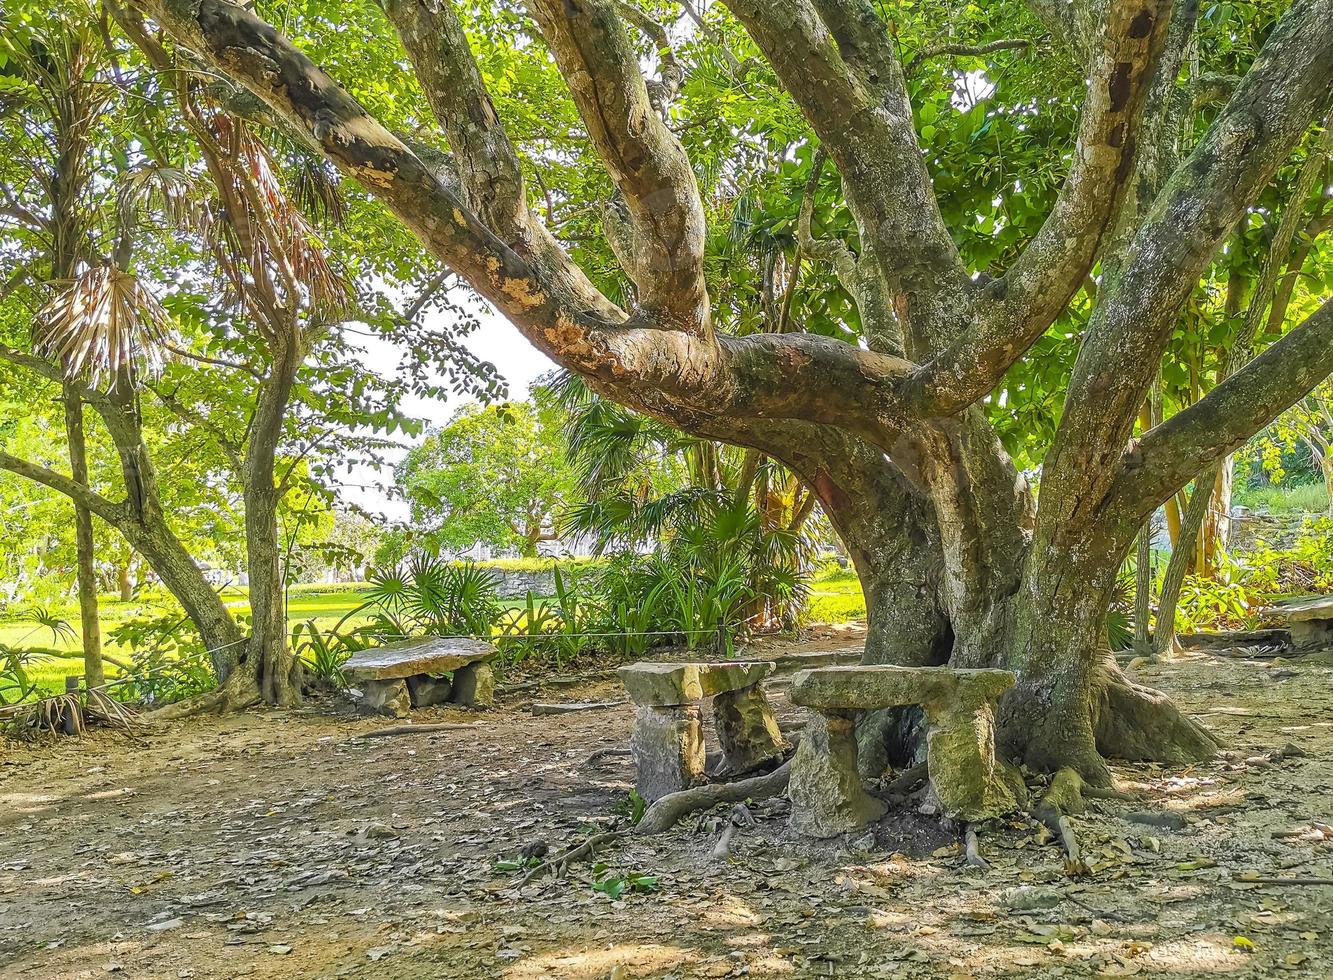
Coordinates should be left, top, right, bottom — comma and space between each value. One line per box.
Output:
1095, 671, 1221, 764
1035, 768, 1090, 876
517, 762, 792, 887
349, 723, 480, 740
142, 672, 265, 723
964, 823, 987, 869
1242, 877, 1333, 886
585, 747, 632, 768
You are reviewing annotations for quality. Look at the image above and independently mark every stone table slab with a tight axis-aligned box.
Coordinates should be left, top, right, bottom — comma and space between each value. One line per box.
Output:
344, 637, 497, 682
1263, 595, 1333, 623
617, 661, 776, 706
791, 664, 1014, 713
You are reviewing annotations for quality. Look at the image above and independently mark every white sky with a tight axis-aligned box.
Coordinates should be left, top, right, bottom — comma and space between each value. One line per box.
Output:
336, 293, 556, 522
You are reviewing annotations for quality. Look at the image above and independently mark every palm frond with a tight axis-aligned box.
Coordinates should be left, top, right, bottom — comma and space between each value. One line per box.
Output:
34, 261, 172, 386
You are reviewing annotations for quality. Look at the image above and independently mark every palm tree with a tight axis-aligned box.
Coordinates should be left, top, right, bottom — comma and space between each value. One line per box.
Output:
116, 8, 352, 707
555, 374, 819, 631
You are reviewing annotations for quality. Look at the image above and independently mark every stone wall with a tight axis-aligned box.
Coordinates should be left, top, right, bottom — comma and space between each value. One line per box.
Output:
485, 566, 558, 599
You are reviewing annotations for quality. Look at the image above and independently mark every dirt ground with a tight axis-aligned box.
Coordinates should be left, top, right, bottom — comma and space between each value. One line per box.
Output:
3, 625, 1332, 980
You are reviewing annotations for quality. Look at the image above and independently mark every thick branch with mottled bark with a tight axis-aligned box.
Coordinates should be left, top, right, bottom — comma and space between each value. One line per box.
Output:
910, 2, 1175, 416
722, 0, 971, 350
524, 0, 709, 329
381, 1, 618, 323
1112, 298, 1333, 517
124, 0, 926, 433
1039, 0, 1333, 524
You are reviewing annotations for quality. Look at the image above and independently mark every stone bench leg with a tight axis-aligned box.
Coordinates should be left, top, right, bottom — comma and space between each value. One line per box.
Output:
630, 704, 705, 802
789, 711, 887, 838
362, 679, 410, 719
406, 674, 453, 708
1291, 620, 1333, 651
922, 698, 1017, 823
714, 683, 785, 775
451, 662, 495, 708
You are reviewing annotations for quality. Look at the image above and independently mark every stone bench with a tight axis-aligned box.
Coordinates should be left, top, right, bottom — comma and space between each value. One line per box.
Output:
617, 661, 787, 801
1263, 596, 1333, 651
788, 664, 1017, 837
345, 637, 498, 718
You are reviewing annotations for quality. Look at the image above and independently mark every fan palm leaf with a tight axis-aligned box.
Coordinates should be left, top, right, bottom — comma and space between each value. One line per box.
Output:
34, 260, 172, 386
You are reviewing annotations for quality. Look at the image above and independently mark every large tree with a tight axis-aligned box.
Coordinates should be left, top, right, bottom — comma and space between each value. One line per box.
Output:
123, 0, 1333, 781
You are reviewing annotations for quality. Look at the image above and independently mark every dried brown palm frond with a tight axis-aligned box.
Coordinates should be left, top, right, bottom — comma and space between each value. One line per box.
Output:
85, 688, 141, 732
204, 112, 351, 321
291, 157, 345, 230
34, 260, 173, 387
120, 163, 209, 236
3, 688, 140, 740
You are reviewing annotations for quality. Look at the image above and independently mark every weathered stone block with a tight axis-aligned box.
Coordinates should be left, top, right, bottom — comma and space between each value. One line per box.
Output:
618, 661, 775, 706
924, 701, 1018, 823
787, 664, 1020, 834
790, 664, 1014, 714
788, 712, 887, 838
713, 683, 786, 775
361, 678, 411, 719
451, 662, 495, 708
630, 704, 705, 801
406, 674, 453, 708
1263, 596, 1333, 652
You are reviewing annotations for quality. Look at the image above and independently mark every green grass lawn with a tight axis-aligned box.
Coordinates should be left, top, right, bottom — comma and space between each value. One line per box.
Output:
6, 569, 869, 699
2, 583, 380, 698
806, 565, 867, 624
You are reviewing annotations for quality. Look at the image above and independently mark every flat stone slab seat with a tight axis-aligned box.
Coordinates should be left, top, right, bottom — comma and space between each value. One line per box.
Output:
617, 661, 786, 801
788, 664, 1017, 837
344, 637, 498, 718
1263, 595, 1333, 651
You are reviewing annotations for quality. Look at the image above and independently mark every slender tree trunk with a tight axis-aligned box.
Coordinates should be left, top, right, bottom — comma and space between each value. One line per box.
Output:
236, 478, 299, 705
221, 343, 303, 708
1134, 522, 1154, 655
1154, 470, 1214, 657
1322, 452, 1333, 517
120, 515, 246, 674
118, 559, 134, 602
98, 386, 246, 677
1201, 462, 1232, 574
62, 388, 105, 691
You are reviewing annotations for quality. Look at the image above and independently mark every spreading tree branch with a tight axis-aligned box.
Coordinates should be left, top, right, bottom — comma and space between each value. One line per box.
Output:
0, 450, 125, 525
906, 38, 1031, 74
525, 0, 710, 330
1115, 298, 1333, 512
910, 1, 1177, 416
722, 0, 971, 351
1038, 0, 1333, 523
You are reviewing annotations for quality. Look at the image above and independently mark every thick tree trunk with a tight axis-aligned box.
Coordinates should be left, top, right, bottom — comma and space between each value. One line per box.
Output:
999, 531, 1219, 784
62, 389, 105, 691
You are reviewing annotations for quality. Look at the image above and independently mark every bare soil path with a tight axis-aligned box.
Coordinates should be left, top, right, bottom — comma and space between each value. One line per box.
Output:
3, 628, 1331, 979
